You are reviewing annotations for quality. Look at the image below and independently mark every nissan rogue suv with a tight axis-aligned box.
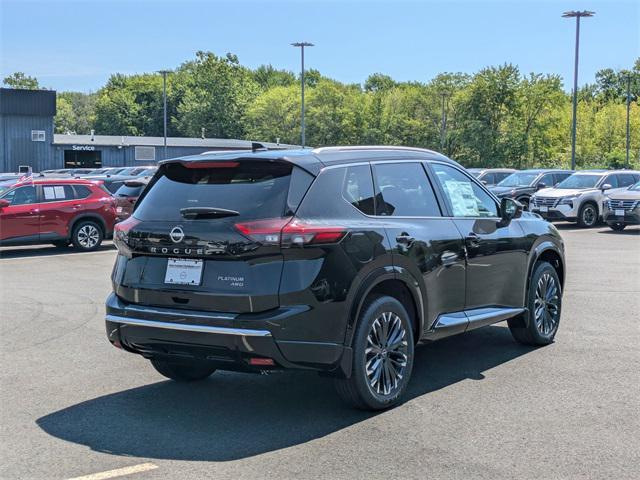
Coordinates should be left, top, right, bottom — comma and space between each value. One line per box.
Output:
0, 178, 117, 250
530, 170, 640, 227
603, 180, 640, 231
106, 146, 565, 410
490, 169, 573, 210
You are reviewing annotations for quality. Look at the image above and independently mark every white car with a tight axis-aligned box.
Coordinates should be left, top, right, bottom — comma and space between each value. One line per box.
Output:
530, 170, 640, 227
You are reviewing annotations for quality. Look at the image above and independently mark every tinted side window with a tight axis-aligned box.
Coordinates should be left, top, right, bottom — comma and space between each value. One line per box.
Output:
3, 186, 37, 206
554, 173, 571, 184
373, 163, 440, 216
616, 174, 636, 188
603, 175, 618, 188
482, 173, 495, 185
538, 173, 555, 187
73, 185, 92, 199
342, 165, 375, 215
430, 163, 498, 217
42, 185, 75, 202
494, 172, 510, 183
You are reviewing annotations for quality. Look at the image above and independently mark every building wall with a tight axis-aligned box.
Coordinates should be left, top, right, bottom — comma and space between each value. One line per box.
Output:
51, 145, 242, 169
0, 114, 55, 172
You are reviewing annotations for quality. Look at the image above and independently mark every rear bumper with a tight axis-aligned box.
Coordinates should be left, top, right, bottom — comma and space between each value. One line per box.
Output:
105, 293, 348, 375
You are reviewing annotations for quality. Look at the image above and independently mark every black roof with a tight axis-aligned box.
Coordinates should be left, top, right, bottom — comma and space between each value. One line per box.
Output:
162, 146, 458, 175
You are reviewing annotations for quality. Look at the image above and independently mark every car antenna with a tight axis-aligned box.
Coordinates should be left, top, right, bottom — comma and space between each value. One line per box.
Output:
251, 142, 268, 152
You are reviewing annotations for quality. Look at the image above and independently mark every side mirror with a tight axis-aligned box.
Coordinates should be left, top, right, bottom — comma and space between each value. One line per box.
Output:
499, 197, 522, 227
536, 182, 546, 191
601, 183, 612, 191
0, 199, 10, 209
481, 180, 488, 185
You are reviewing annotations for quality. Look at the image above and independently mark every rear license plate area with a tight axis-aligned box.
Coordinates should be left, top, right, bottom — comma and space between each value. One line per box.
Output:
164, 258, 204, 286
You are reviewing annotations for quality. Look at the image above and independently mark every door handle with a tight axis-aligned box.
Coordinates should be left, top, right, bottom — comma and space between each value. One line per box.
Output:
465, 233, 481, 248
395, 233, 415, 245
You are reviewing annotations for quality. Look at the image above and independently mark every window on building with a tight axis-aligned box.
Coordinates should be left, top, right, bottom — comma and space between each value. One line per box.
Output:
31, 130, 46, 142
135, 146, 156, 161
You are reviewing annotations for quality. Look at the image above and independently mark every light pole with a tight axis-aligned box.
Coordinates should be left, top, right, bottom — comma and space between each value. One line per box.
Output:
562, 10, 595, 170
158, 70, 170, 160
439, 92, 450, 152
291, 42, 314, 147
625, 73, 632, 168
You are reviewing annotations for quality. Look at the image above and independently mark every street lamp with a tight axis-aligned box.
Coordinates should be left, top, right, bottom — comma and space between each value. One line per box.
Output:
562, 10, 595, 170
439, 92, 450, 152
291, 42, 314, 147
624, 72, 632, 168
158, 70, 171, 160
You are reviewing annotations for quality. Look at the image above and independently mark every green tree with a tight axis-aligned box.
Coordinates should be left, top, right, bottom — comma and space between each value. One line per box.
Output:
253, 65, 296, 90
3, 72, 40, 89
174, 51, 260, 139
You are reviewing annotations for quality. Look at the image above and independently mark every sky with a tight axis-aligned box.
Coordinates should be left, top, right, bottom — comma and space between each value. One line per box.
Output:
0, 0, 638, 93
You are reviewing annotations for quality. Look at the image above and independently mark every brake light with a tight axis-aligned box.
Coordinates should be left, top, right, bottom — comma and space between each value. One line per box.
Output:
234, 217, 346, 247
182, 161, 240, 169
113, 216, 140, 256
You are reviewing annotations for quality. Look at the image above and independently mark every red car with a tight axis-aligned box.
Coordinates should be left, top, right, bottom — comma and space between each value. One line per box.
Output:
113, 177, 151, 221
0, 178, 117, 251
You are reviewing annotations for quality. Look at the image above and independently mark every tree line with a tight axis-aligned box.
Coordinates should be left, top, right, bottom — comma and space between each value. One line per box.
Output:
3, 52, 639, 169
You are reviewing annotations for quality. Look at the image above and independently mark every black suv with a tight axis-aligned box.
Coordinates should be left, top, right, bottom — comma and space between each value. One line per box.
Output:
490, 169, 574, 210
106, 146, 565, 410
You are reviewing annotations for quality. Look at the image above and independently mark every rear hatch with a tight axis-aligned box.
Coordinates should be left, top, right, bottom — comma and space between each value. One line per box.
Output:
115, 159, 312, 313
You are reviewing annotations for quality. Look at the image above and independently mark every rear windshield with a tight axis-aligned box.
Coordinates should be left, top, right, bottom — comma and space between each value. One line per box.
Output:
115, 184, 144, 197
134, 161, 296, 222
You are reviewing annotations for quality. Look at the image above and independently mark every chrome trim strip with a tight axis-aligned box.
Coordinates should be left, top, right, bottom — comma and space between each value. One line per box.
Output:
106, 314, 272, 337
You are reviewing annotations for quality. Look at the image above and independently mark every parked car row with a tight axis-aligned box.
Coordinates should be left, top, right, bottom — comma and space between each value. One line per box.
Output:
470, 167, 640, 230
0, 167, 155, 251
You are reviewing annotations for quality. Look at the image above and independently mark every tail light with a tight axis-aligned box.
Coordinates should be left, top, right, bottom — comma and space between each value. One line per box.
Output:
113, 216, 140, 257
234, 217, 346, 247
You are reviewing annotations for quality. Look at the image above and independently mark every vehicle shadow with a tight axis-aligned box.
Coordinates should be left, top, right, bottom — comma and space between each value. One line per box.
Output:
597, 227, 639, 236
37, 326, 537, 462
0, 243, 115, 259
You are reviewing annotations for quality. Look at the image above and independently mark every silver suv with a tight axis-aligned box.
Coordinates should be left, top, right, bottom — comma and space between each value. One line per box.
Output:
530, 170, 640, 227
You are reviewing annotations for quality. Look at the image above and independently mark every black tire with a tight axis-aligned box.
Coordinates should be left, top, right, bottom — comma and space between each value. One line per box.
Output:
51, 240, 69, 248
609, 223, 626, 231
150, 359, 216, 382
334, 295, 415, 410
577, 202, 598, 228
508, 261, 562, 346
71, 220, 103, 251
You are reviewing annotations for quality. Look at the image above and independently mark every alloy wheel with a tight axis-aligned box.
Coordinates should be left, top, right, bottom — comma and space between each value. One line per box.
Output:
77, 225, 100, 248
365, 312, 409, 396
582, 205, 596, 226
533, 272, 560, 336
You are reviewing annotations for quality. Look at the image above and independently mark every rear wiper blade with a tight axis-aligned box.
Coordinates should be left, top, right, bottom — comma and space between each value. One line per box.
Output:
180, 207, 240, 219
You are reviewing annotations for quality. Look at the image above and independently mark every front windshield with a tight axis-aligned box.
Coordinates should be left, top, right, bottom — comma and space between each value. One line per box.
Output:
629, 181, 640, 191
556, 174, 602, 189
497, 172, 538, 187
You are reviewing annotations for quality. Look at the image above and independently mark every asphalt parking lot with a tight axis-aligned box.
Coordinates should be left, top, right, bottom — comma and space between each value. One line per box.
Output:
1, 223, 638, 480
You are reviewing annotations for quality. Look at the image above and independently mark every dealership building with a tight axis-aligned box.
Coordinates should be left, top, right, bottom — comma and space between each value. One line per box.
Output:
0, 88, 291, 173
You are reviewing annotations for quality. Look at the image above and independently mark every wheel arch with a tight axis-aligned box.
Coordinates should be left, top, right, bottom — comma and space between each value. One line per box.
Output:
68, 214, 107, 239
345, 267, 424, 348
527, 241, 565, 292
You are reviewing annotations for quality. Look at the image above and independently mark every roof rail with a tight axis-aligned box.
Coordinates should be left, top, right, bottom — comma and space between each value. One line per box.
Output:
312, 145, 441, 155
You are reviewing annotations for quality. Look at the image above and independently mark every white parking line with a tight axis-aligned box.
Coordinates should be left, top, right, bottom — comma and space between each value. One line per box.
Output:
66, 463, 158, 480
